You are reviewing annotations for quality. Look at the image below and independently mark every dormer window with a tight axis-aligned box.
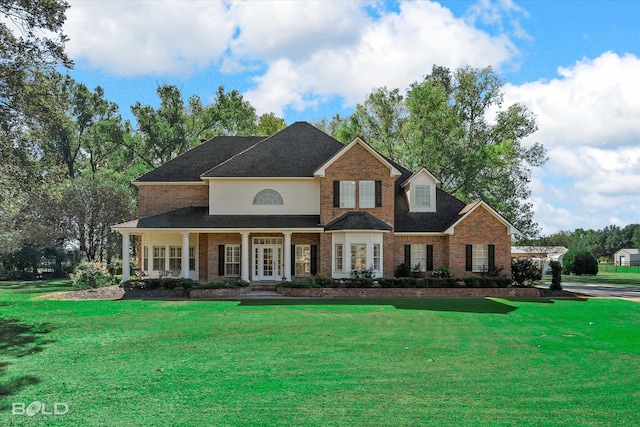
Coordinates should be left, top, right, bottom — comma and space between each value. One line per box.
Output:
415, 185, 431, 207
253, 189, 284, 205
402, 168, 440, 213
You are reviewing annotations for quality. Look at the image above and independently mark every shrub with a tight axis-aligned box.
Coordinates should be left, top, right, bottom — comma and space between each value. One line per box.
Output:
72, 261, 116, 289
123, 278, 197, 290
563, 249, 598, 275
377, 277, 417, 288
549, 260, 562, 291
511, 258, 542, 287
351, 267, 375, 279
432, 266, 452, 278
396, 263, 411, 278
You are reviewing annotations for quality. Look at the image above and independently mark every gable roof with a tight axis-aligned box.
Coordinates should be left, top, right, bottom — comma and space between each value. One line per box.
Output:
615, 248, 639, 255
445, 200, 519, 235
324, 211, 392, 232
134, 136, 264, 183
401, 167, 441, 187
202, 122, 344, 178
315, 137, 402, 178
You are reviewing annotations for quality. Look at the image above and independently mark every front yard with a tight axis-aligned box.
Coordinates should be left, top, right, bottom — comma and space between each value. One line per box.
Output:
1, 280, 639, 426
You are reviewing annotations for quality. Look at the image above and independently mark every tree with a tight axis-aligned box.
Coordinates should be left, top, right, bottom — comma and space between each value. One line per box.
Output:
633, 226, 640, 251
332, 65, 547, 238
563, 249, 598, 275
0, 0, 72, 134
1, 1, 72, 255
61, 173, 135, 261
130, 85, 261, 170
256, 113, 286, 136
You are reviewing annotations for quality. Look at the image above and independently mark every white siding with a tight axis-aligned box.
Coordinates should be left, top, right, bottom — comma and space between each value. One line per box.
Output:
141, 233, 199, 280
208, 179, 320, 215
331, 232, 384, 278
405, 172, 437, 212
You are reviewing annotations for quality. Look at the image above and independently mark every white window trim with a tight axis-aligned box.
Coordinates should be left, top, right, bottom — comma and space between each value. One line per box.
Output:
359, 180, 375, 209
411, 245, 427, 272
410, 183, 436, 212
331, 232, 384, 278
225, 244, 241, 276
472, 244, 489, 273
340, 181, 356, 208
295, 244, 311, 277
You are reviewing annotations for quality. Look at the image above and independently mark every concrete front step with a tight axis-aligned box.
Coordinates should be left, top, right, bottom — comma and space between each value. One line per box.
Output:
250, 283, 278, 292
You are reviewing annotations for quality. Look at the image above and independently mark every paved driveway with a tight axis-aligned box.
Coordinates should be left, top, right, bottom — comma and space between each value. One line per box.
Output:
560, 283, 640, 301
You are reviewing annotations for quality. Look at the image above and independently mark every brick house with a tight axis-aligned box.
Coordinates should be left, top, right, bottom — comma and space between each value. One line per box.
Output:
112, 122, 517, 282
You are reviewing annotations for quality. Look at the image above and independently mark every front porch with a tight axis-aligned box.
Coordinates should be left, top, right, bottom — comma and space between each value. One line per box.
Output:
118, 230, 321, 283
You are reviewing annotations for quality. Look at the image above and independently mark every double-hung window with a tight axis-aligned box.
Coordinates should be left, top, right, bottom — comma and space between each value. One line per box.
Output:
334, 180, 381, 208
350, 244, 367, 271
339, 181, 356, 208
466, 244, 495, 272
373, 244, 381, 271
335, 244, 344, 272
411, 245, 427, 271
359, 181, 375, 208
415, 185, 431, 206
169, 246, 182, 271
153, 246, 166, 271
225, 245, 240, 276
295, 245, 311, 276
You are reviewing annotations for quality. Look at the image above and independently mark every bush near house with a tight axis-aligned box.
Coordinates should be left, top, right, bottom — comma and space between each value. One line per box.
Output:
511, 258, 542, 287
122, 278, 250, 290
71, 261, 117, 289
279, 276, 512, 289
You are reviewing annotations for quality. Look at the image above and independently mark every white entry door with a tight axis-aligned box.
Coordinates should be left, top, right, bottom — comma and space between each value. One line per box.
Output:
253, 238, 282, 281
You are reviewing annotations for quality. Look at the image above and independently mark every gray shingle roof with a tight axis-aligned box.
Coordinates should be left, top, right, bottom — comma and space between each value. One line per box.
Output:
128, 121, 470, 234
202, 122, 344, 177
134, 136, 264, 182
324, 212, 392, 231
394, 187, 467, 232
132, 206, 321, 229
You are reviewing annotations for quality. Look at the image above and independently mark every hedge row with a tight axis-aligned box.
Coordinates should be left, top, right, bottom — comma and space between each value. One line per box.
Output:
279, 276, 513, 289
122, 278, 249, 290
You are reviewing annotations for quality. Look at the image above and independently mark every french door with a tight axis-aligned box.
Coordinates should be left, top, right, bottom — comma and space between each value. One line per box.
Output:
253, 238, 282, 281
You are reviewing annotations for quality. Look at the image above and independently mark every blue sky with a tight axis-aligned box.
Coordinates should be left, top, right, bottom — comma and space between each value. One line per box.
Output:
62, 0, 640, 235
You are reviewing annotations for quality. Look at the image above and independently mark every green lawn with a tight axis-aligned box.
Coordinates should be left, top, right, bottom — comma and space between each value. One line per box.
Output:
1, 280, 639, 426
551, 270, 640, 288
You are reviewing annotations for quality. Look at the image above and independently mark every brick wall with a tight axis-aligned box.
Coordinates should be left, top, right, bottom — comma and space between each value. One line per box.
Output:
319, 143, 396, 226
448, 205, 512, 278
277, 287, 540, 298
393, 234, 449, 273
198, 233, 208, 281
206, 233, 241, 282
138, 184, 209, 218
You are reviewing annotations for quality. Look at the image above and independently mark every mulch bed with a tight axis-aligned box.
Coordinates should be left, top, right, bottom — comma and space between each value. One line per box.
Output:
37, 285, 188, 300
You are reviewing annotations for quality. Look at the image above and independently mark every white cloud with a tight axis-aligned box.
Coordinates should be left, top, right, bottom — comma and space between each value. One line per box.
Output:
65, 1, 519, 115
504, 51, 640, 234
504, 52, 640, 149
245, 1, 518, 116
65, 1, 236, 75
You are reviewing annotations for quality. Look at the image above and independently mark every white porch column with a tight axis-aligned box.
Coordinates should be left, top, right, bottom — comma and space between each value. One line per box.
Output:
122, 232, 130, 282
283, 232, 292, 281
181, 232, 190, 279
241, 233, 250, 282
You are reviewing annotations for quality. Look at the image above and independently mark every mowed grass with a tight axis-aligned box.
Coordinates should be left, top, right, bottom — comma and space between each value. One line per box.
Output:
555, 270, 640, 288
1, 281, 639, 426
